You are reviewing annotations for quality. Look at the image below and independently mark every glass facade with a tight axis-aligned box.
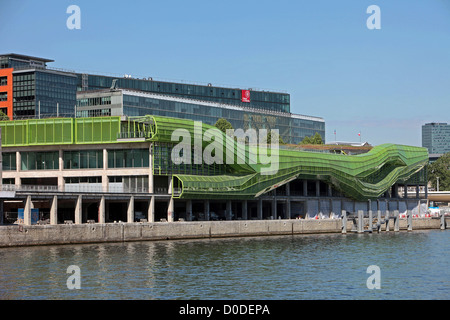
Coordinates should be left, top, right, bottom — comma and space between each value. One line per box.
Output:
152, 143, 228, 176
122, 93, 325, 145
77, 74, 290, 113
422, 123, 450, 154
2, 152, 16, 171
13, 71, 77, 118
21, 151, 59, 170
107, 149, 149, 168
63, 150, 103, 169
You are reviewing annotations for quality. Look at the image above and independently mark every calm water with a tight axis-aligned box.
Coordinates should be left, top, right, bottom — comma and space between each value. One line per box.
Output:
0, 230, 448, 300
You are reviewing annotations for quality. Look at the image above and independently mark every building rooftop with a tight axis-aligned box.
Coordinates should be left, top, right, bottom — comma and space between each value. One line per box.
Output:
0, 53, 54, 63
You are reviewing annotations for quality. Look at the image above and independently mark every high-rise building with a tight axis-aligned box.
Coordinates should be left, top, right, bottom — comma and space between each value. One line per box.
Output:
422, 122, 450, 155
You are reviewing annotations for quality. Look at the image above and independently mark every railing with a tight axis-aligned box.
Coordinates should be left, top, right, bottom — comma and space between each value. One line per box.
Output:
0, 184, 153, 194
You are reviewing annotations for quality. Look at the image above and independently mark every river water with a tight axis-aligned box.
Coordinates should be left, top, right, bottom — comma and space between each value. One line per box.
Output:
0, 229, 448, 300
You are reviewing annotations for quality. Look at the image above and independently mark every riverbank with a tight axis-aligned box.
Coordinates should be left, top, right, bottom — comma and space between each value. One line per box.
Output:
0, 217, 447, 248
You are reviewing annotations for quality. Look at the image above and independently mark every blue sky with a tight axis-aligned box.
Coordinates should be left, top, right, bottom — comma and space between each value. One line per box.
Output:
1, 0, 450, 146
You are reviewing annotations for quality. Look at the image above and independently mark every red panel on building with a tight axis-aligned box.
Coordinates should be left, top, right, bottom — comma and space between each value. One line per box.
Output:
241, 90, 251, 103
0, 68, 14, 119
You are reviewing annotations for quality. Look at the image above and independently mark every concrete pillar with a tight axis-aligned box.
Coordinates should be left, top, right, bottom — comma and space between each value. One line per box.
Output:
75, 195, 82, 225
328, 184, 332, 197
272, 198, 277, 220
148, 196, 155, 223
407, 209, 413, 231
149, 144, 154, 193
369, 208, 373, 232
50, 195, 58, 225
167, 197, 174, 222
257, 198, 263, 220
99, 196, 105, 224
315, 180, 320, 197
186, 200, 192, 221
286, 199, 291, 219
242, 200, 248, 220
303, 180, 308, 197
357, 210, 364, 233
226, 200, 232, 220
341, 210, 347, 234
168, 176, 173, 195
127, 196, 135, 223
204, 199, 210, 221
24, 196, 32, 226
394, 210, 399, 232
286, 182, 290, 196
385, 210, 390, 232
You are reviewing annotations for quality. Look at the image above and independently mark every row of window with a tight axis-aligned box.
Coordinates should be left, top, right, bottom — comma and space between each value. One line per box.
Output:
3, 149, 150, 171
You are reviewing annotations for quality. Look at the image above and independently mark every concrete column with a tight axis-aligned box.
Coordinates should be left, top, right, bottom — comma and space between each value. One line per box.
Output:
385, 210, 390, 232
407, 209, 413, 231
303, 180, 307, 197
149, 144, 154, 193
368, 207, 373, 233
204, 200, 210, 221
286, 199, 291, 219
357, 210, 364, 233
242, 200, 248, 220
272, 198, 277, 220
148, 196, 155, 223
50, 195, 58, 225
286, 182, 290, 196
16, 151, 21, 174
186, 200, 193, 221
341, 210, 347, 234
394, 210, 399, 232
315, 180, 320, 197
328, 184, 333, 197
226, 200, 232, 220
127, 196, 135, 223
24, 195, 32, 226
257, 198, 263, 220
99, 196, 105, 224
167, 197, 174, 222
75, 195, 82, 225
168, 176, 173, 195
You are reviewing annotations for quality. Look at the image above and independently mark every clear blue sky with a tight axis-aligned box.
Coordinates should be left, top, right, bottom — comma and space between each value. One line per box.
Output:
1, 0, 450, 146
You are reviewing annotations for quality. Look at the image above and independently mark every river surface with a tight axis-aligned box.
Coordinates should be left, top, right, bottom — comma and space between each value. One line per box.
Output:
0, 229, 448, 300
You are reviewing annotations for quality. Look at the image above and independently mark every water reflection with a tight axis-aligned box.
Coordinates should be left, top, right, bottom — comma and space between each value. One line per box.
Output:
0, 230, 448, 300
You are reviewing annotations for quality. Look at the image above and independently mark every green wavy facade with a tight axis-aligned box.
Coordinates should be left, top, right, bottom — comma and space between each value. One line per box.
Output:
143, 115, 428, 201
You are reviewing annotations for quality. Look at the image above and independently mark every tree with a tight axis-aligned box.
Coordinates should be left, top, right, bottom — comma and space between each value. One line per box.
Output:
300, 132, 323, 145
265, 130, 285, 145
428, 152, 450, 191
0, 110, 10, 121
214, 118, 233, 134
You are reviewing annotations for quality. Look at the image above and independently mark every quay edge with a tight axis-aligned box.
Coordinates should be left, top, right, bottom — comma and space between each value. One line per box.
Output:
0, 218, 447, 248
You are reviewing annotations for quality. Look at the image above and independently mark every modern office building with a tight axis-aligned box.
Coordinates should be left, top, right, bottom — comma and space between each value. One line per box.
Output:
76, 88, 324, 144
0, 53, 325, 144
422, 122, 450, 155
0, 54, 77, 119
0, 115, 428, 225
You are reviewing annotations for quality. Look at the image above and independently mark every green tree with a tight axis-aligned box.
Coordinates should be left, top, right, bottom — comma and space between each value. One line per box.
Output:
265, 130, 285, 145
0, 110, 10, 121
214, 118, 233, 134
300, 132, 323, 145
428, 152, 450, 191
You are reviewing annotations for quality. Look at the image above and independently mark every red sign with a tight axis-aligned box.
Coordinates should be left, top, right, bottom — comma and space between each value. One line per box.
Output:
241, 90, 251, 103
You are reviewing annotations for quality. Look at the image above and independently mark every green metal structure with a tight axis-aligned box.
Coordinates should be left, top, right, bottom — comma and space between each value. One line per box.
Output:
0, 115, 428, 201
